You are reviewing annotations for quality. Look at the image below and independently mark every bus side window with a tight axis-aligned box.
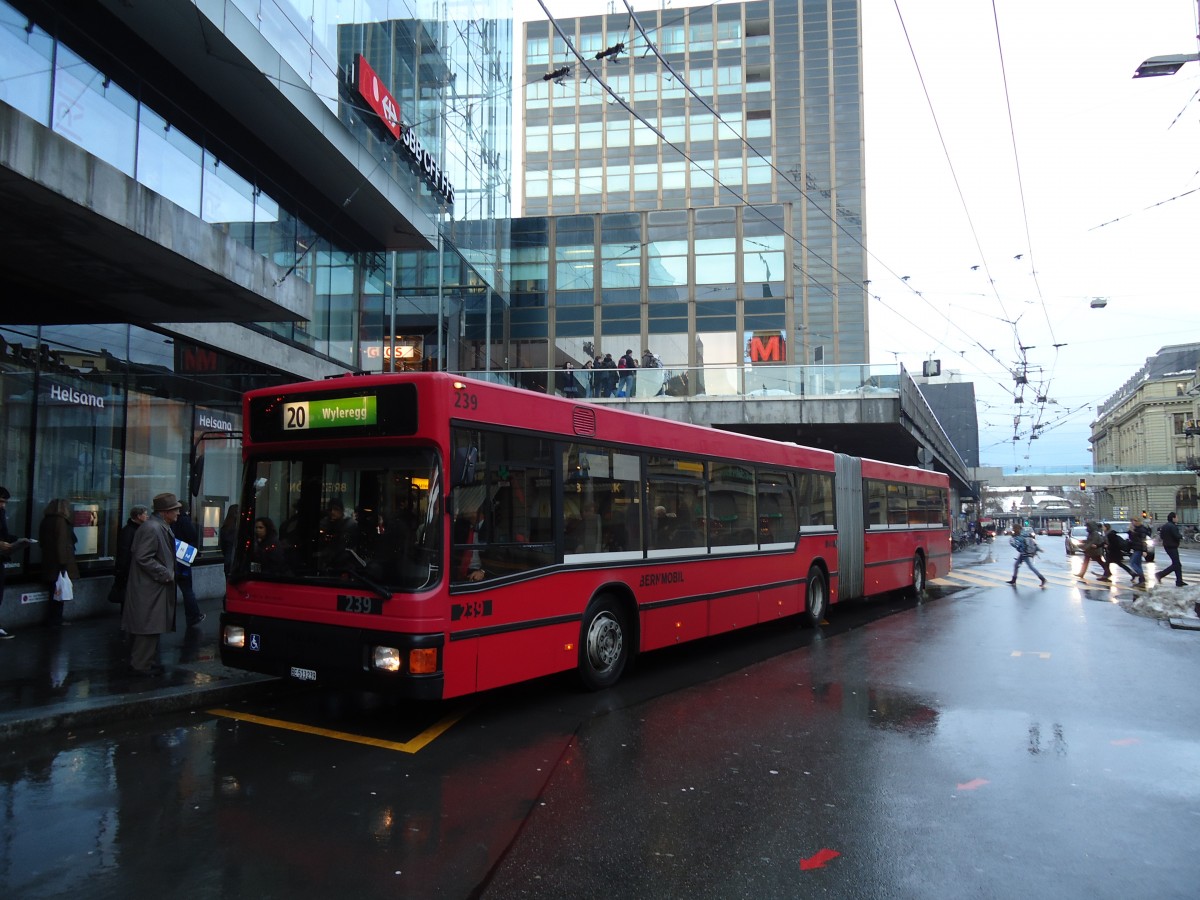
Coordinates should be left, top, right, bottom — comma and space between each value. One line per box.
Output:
756, 469, 797, 545
563, 444, 641, 556
452, 431, 557, 582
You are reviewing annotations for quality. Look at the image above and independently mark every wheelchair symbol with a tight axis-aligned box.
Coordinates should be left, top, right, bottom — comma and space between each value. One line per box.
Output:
250, 633, 261, 651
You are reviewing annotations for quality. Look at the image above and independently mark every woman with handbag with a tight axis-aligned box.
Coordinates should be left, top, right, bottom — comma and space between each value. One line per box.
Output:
38, 498, 79, 627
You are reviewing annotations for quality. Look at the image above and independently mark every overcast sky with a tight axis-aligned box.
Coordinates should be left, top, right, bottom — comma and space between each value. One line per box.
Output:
515, 1, 1200, 472
862, 0, 1199, 472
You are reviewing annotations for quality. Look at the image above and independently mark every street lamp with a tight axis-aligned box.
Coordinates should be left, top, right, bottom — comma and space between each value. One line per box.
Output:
1133, 52, 1200, 78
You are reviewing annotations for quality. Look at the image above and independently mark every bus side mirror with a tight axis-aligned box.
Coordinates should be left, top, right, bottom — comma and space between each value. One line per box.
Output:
450, 447, 477, 489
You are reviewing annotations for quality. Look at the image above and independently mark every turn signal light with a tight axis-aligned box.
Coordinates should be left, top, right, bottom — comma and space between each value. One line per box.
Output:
409, 648, 438, 675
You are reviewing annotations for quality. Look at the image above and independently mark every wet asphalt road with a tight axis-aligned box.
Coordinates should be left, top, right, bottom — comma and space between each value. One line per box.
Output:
2, 545, 1198, 899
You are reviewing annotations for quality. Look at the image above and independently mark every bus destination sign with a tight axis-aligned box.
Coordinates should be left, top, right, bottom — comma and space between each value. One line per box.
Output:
283, 396, 378, 431
247, 382, 416, 443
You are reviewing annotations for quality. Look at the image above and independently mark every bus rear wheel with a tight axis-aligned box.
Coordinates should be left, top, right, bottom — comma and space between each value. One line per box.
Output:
910, 553, 927, 597
578, 597, 629, 691
803, 566, 827, 627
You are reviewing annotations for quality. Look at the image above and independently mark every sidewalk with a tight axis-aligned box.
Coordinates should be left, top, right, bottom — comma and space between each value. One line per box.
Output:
0, 596, 279, 742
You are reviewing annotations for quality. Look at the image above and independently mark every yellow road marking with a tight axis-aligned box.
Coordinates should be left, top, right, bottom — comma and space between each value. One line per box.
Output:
208, 707, 468, 753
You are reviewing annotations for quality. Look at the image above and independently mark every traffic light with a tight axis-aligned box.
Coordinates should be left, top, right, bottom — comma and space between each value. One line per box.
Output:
1079, 478, 1087, 491
1142, 510, 1148, 519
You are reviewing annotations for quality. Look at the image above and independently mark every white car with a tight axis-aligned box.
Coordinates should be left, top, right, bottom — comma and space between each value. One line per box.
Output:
1065, 525, 1089, 555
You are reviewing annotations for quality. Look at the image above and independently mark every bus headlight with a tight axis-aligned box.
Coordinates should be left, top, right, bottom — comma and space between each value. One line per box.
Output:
224, 625, 246, 649
372, 646, 401, 672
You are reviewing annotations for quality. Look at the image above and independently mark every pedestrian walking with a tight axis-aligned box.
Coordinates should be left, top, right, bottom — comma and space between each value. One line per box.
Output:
38, 498, 78, 627
1007, 528, 1046, 586
1127, 517, 1151, 586
171, 503, 205, 627
1075, 521, 1106, 581
1102, 523, 1135, 580
1155, 512, 1187, 587
122, 492, 182, 676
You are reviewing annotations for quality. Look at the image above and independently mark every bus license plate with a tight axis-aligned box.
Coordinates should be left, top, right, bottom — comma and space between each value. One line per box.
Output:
290, 666, 317, 682
337, 595, 383, 615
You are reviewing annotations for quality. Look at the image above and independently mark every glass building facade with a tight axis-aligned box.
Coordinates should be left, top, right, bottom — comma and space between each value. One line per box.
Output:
520, 0, 866, 371
498, 208, 793, 390
0, 0, 510, 602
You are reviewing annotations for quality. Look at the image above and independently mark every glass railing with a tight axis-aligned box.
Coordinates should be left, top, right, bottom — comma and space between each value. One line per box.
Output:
452, 363, 905, 402
995, 464, 1196, 476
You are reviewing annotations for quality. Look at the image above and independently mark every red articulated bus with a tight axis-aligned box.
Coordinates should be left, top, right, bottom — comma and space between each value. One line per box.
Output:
219, 372, 951, 699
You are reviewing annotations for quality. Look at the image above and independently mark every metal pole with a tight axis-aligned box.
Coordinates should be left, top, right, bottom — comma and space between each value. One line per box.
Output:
485, 289, 492, 373
389, 251, 396, 372
437, 203, 445, 371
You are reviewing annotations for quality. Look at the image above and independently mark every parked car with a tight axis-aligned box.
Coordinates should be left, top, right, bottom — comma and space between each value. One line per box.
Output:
1065, 525, 1089, 555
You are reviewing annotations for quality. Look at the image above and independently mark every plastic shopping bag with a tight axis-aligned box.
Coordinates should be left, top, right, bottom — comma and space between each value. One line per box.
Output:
54, 570, 73, 602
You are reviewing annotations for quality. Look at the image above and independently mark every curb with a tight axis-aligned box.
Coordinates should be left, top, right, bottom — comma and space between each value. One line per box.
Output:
0, 674, 282, 743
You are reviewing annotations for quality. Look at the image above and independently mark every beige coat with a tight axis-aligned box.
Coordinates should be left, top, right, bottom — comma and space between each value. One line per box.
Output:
121, 514, 177, 635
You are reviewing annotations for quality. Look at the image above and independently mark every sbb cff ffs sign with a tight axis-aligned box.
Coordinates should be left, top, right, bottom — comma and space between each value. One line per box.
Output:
353, 54, 456, 207
355, 55, 400, 139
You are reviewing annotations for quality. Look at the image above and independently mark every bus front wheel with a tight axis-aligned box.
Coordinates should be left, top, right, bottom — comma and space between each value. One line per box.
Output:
578, 597, 630, 691
803, 566, 827, 627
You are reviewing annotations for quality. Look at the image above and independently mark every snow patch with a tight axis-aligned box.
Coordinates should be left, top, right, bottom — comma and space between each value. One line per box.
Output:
1123, 583, 1200, 620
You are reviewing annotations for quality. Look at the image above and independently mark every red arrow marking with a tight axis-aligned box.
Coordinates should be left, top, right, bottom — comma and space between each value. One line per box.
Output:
799, 848, 841, 871
956, 778, 990, 791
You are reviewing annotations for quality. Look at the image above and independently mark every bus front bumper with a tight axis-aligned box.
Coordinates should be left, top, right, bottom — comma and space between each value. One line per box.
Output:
219, 613, 445, 701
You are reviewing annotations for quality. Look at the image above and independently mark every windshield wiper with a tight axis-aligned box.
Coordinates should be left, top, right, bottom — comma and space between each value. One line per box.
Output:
336, 562, 393, 601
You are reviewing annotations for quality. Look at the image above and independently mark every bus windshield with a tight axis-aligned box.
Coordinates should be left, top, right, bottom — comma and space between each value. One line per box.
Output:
231, 449, 442, 593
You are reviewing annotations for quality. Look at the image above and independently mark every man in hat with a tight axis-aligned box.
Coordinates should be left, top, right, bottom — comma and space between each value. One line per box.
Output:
122, 492, 181, 675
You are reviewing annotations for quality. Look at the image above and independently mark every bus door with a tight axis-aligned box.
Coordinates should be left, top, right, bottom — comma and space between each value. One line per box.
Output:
834, 453, 864, 599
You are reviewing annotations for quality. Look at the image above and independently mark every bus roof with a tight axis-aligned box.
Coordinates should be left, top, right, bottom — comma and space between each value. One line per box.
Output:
245, 372, 945, 484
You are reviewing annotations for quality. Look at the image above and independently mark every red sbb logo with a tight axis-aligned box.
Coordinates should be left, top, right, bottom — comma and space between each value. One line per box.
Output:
356, 55, 401, 139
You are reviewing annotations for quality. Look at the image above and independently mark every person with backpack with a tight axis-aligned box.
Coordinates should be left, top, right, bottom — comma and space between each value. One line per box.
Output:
1155, 512, 1187, 587
1075, 521, 1106, 581
1008, 527, 1046, 586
